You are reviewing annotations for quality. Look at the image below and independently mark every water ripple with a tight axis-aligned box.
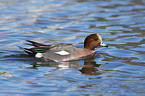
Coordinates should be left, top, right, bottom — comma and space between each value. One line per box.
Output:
0, 0, 145, 96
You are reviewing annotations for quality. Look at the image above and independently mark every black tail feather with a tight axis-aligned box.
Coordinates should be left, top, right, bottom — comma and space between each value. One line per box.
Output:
18, 40, 52, 56
26, 40, 46, 47
18, 46, 36, 56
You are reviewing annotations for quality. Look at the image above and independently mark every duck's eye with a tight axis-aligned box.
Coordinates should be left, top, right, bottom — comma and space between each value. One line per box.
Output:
94, 38, 98, 41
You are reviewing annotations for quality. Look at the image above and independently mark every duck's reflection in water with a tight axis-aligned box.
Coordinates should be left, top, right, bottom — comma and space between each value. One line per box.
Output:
31, 55, 102, 75
79, 57, 101, 75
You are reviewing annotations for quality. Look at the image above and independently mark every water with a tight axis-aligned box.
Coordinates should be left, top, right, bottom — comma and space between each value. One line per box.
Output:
0, 0, 145, 96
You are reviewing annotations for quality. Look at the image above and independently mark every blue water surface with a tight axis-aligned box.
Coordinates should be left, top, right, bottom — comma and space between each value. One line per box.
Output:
0, 0, 145, 96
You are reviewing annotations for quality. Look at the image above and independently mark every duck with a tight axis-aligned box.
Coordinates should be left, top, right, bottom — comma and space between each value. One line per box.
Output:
18, 34, 108, 62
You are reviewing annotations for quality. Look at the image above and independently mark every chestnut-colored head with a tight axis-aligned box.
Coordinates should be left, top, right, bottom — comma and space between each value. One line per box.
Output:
84, 34, 108, 50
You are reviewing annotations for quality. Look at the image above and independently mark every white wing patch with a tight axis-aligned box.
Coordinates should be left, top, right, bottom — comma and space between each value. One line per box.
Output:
35, 53, 43, 58
55, 50, 70, 55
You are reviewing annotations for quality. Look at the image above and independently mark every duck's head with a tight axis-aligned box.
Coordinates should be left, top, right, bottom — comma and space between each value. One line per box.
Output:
84, 34, 108, 50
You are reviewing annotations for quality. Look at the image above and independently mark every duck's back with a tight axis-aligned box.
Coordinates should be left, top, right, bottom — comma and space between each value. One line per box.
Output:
40, 43, 95, 62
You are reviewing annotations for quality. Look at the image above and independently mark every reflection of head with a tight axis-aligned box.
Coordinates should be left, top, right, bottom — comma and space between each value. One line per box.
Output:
80, 65, 98, 75
79, 57, 101, 75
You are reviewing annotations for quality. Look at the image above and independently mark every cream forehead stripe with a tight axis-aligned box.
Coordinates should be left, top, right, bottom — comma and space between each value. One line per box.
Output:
96, 34, 102, 42
55, 50, 70, 55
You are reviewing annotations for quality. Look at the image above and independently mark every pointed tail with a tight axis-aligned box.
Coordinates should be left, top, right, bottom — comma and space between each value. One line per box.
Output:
18, 46, 36, 56
26, 40, 46, 47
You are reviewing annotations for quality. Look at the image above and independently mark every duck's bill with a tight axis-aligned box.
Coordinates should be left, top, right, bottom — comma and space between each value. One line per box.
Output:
100, 42, 108, 47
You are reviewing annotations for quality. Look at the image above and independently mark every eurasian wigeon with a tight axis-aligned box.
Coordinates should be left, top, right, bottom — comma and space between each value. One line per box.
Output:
19, 34, 108, 62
